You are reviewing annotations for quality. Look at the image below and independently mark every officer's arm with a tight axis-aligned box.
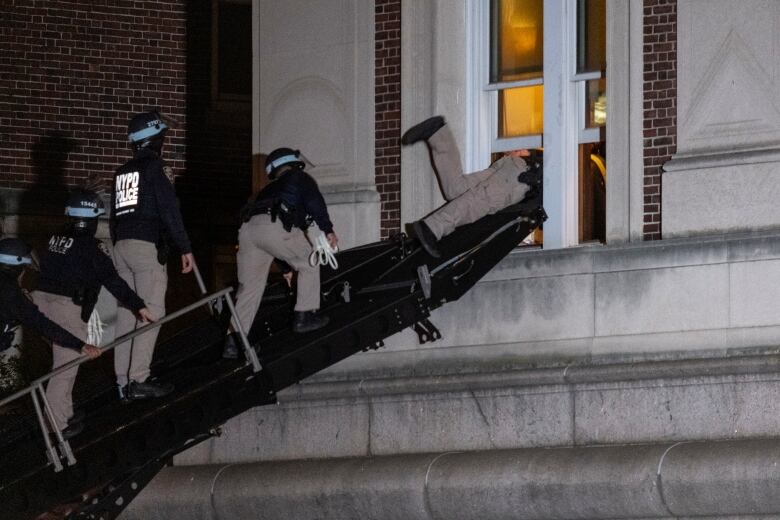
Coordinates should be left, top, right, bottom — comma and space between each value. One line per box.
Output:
151, 163, 192, 255
92, 241, 146, 313
13, 289, 83, 352
301, 173, 334, 234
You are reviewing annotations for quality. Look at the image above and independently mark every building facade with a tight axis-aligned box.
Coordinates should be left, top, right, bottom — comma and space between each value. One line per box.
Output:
6, 1, 780, 519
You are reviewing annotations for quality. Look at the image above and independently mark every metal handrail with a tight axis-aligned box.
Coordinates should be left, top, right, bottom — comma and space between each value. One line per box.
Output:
0, 284, 261, 471
0, 286, 260, 410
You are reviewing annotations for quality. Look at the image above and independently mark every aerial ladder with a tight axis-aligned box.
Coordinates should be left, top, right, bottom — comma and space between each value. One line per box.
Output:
0, 168, 545, 520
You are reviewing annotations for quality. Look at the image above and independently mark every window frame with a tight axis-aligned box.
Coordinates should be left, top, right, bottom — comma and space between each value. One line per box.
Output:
468, 0, 606, 248
482, 0, 545, 155
570, 1, 605, 145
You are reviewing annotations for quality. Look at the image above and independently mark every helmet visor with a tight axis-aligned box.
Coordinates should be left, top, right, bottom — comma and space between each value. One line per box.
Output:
297, 151, 316, 169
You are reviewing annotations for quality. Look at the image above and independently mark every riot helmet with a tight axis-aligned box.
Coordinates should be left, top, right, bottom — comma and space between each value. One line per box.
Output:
65, 189, 106, 237
0, 238, 33, 277
265, 148, 305, 180
128, 110, 169, 154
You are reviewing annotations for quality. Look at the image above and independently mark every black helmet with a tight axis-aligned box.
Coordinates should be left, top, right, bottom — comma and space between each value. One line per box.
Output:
66, 190, 105, 236
128, 110, 168, 149
265, 148, 305, 179
0, 238, 32, 267
66, 189, 106, 219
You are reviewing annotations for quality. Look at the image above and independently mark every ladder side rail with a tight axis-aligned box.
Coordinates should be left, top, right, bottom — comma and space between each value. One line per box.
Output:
0, 287, 234, 411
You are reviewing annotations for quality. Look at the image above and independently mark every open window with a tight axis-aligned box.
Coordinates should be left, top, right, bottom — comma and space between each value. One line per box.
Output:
476, 0, 607, 247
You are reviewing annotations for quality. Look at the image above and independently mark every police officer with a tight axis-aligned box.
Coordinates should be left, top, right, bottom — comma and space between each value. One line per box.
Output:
110, 110, 193, 400
0, 237, 102, 439
34, 190, 155, 436
233, 147, 338, 343
401, 116, 538, 257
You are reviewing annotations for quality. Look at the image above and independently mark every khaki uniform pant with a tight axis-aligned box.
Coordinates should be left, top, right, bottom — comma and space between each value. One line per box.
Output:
32, 291, 86, 430
234, 214, 319, 333
113, 239, 165, 387
424, 126, 530, 239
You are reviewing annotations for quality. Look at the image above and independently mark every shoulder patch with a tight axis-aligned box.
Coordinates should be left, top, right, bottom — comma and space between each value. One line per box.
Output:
97, 241, 111, 257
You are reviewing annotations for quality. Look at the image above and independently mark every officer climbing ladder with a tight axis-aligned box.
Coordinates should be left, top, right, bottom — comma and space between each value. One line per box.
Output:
0, 113, 546, 520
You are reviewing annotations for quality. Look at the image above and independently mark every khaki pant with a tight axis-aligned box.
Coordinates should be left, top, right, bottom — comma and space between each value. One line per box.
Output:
424, 126, 530, 239
32, 291, 86, 430
113, 239, 166, 387
234, 214, 319, 333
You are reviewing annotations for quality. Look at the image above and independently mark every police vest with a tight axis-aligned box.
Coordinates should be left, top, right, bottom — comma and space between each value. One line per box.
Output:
37, 233, 103, 321
113, 154, 160, 223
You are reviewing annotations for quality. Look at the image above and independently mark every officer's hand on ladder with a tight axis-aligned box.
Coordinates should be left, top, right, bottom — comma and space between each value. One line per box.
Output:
181, 253, 194, 274
81, 344, 102, 360
137, 307, 156, 323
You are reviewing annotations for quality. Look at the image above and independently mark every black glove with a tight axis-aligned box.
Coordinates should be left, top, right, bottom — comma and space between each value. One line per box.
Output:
518, 161, 543, 194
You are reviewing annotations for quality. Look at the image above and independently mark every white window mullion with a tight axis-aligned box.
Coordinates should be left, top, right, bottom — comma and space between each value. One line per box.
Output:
466, 0, 492, 173
542, 0, 579, 249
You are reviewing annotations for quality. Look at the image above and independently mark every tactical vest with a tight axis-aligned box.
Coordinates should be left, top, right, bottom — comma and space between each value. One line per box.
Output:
243, 169, 312, 231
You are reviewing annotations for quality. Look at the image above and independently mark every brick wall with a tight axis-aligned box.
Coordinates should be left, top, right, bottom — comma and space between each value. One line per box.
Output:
0, 1, 188, 198
0, 1, 250, 231
643, 0, 677, 241
375, 0, 402, 239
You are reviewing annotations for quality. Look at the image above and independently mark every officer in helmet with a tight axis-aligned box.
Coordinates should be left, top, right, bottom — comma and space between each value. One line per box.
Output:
0, 237, 102, 438
227, 147, 338, 354
34, 190, 155, 436
110, 110, 193, 400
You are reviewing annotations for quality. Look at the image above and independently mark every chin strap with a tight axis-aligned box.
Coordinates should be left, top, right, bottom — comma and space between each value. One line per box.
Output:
309, 231, 338, 269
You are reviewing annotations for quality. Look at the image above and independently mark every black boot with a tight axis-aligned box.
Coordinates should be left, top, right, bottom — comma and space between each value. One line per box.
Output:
292, 311, 330, 334
401, 116, 445, 145
68, 409, 85, 425
413, 220, 441, 258
126, 379, 174, 400
61, 420, 84, 440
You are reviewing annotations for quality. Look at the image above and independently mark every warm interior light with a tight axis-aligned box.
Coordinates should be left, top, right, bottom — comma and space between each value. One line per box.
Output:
592, 94, 606, 126
508, 8, 539, 55
499, 85, 544, 138
495, 0, 543, 82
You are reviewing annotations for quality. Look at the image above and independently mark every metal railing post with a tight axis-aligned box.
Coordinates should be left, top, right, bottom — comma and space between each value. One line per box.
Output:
191, 259, 208, 296
0, 287, 244, 472
30, 389, 63, 472
223, 293, 262, 373
36, 384, 75, 466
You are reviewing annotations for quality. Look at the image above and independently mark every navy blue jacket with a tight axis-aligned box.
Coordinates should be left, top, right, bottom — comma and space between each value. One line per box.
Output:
110, 148, 192, 254
0, 272, 83, 351
254, 167, 333, 233
37, 230, 146, 318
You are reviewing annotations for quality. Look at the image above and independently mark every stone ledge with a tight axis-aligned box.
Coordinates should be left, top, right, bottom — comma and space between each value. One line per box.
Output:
128, 439, 780, 520
280, 348, 780, 403
665, 147, 780, 172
